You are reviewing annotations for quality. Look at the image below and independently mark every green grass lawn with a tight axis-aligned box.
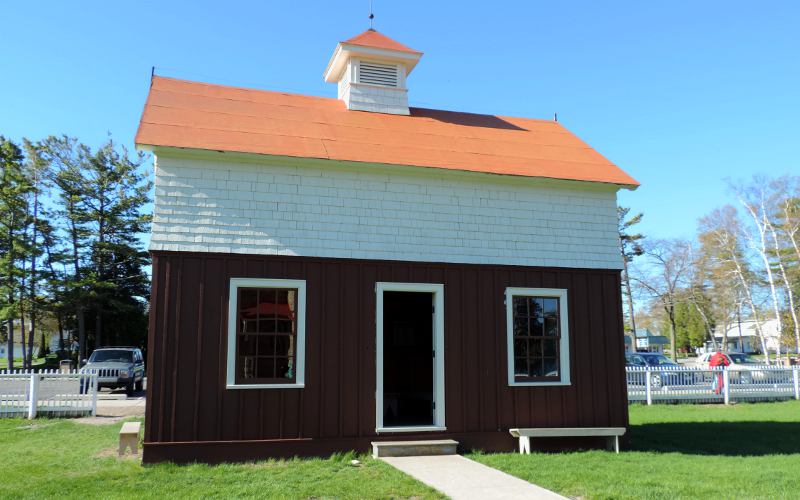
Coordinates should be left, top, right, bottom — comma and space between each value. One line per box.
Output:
0, 357, 46, 369
470, 401, 800, 500
0, 418, 443, 500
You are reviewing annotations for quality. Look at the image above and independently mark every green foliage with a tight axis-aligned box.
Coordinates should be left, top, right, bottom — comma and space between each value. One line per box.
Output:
672, 300, 710, 349
0, 134, 152, 364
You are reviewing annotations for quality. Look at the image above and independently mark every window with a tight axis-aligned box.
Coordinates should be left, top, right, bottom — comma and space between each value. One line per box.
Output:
506, 288, 570, 386
226, 278, 306, 389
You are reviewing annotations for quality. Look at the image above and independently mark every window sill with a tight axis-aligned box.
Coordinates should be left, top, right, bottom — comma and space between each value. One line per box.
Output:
226, 383, 304, 390
509, 380, 572, 387
375, 426, 447, 434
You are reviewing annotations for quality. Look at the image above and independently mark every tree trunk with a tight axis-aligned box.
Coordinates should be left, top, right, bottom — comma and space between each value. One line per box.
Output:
95, 311, 102, 348
57, 312, 65, 357
19, 312, 27, 369
729, 249, 770, 364
77, 306, 86, 362
740, 200, 784, 361
27, 186, 39, 370
767, 222, 800, 355
69, 214, 86, 362
5, 319, 13, 371
667, 305, 677, 361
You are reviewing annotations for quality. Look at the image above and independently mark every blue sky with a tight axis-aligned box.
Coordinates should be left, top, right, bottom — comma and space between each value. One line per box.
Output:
3, 1, 798, 240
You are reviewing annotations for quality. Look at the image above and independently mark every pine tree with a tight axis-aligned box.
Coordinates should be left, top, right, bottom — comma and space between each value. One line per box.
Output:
618, 207, 645, 351
0, 137, 32, 371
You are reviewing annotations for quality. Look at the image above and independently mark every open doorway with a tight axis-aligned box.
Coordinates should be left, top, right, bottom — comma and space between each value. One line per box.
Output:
376, 282, 445, 432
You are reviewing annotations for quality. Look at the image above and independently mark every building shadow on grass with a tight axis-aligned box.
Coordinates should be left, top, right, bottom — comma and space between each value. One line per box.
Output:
630, 422, 800, 456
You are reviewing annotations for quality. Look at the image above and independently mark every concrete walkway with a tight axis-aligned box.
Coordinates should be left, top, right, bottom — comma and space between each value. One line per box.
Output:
381, 455, 567, 500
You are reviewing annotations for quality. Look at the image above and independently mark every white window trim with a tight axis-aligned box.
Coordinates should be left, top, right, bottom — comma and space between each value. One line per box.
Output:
226, 278, 307, 389
375, 282, 446, 433
506, 287, 571, 387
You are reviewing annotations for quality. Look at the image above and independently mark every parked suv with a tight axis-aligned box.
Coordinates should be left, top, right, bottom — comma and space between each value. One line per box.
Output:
82, 347, 145, 396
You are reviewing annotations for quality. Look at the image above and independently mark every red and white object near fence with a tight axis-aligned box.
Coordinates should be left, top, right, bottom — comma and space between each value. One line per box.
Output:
627, 365, 800, 405
0, 369, 98, 418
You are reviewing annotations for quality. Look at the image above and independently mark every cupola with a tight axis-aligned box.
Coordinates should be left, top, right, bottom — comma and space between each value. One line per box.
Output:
324, 29, 422, 115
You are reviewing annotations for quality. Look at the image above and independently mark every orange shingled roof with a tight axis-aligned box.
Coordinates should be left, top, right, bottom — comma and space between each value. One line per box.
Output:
135, 76, 639, 188
342, 29, 421, 54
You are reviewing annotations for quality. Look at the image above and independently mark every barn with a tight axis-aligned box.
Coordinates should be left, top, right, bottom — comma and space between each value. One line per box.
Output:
135, 29, 639, 463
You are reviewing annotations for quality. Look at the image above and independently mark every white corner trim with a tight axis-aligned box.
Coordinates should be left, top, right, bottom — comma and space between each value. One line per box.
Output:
505, 287, 571, 387
375, 282, 445, 432
226, 277, 307, 389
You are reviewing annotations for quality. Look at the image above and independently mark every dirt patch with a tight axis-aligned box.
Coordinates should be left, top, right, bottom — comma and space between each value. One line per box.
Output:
76, 416, 126, 426
16, 422, 55, 431
95, 447, 142, 462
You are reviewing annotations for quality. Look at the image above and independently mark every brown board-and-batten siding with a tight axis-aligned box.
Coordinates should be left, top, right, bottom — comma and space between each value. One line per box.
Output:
144, 250, 628, 464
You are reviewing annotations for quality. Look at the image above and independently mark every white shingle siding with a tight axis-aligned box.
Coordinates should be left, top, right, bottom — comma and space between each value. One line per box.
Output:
150, 154, 623, 270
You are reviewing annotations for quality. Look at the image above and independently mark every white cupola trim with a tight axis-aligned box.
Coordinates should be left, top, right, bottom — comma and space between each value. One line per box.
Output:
324, 29, 422, 115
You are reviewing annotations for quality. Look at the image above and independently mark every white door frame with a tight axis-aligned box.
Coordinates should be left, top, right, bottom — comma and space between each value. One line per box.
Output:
375, 282, 445, 433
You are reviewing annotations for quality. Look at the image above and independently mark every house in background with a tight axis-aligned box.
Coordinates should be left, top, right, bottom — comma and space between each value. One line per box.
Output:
135, 29, 639, 463
624, 328, 669, 353
713, 318, 784, 354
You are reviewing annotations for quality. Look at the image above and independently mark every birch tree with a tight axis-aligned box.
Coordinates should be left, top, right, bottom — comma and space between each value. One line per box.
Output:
698, 206, 771, 362
734, 178, 789, 358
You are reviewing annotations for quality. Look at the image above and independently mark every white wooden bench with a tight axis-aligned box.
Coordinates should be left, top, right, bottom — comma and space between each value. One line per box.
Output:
119, 422, 141, 456
509, 427, 626, 454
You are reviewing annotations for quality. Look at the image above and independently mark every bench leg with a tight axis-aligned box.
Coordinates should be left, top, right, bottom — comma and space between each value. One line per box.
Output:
518, 436, 531, 454
119, 435, 138, 457
614, 436, 620, 454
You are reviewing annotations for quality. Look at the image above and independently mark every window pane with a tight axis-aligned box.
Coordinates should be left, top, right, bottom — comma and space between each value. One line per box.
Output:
240, 319, 257, 334
531, 315, 544, 336
239, 335, 257, 356
258, 336, 276, 356
258, 318, 277, 334
544, 316, 559, 337
240, 356, 256, 379
530, 338, 543, 359
514, 357, 529, 376
513, 317, 528, 336
256, 357, 275, 379
277, 319, 293, 334
513, 338, 528, 358
543, 298, 559, 317
531, 298, 544, 319
543, 339, 558, 357
275, 357, 291, 379
529, 358, 544, 377
513, 297, 528, 318
239, 289, 258, 317
275, 335, 291, 357
544, 358, 559, 377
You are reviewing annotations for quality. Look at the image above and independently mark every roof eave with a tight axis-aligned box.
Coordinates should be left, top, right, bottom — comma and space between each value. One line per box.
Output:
324, 43, 423, 82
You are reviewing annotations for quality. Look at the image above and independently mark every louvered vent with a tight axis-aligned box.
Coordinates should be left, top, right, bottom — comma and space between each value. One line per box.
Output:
358, 62, 398, 87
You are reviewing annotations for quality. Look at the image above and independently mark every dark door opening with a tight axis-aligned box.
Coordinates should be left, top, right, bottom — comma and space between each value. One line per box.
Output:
382, 291, 434, 427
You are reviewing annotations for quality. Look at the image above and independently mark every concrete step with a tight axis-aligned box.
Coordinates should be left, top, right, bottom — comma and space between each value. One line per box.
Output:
371, 439, 459, 458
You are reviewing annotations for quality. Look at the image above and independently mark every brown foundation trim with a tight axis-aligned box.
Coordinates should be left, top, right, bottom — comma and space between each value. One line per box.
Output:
142, 431, 616, 464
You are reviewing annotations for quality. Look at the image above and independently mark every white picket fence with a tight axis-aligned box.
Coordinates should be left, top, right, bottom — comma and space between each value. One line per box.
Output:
0, 369, 98, 418
627, 365, 800, 404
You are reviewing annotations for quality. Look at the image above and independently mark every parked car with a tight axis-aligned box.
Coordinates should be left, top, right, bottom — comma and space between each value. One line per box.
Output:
694, 352, 790, 384
626, 352, 695, 388
81, 347, 145, 396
